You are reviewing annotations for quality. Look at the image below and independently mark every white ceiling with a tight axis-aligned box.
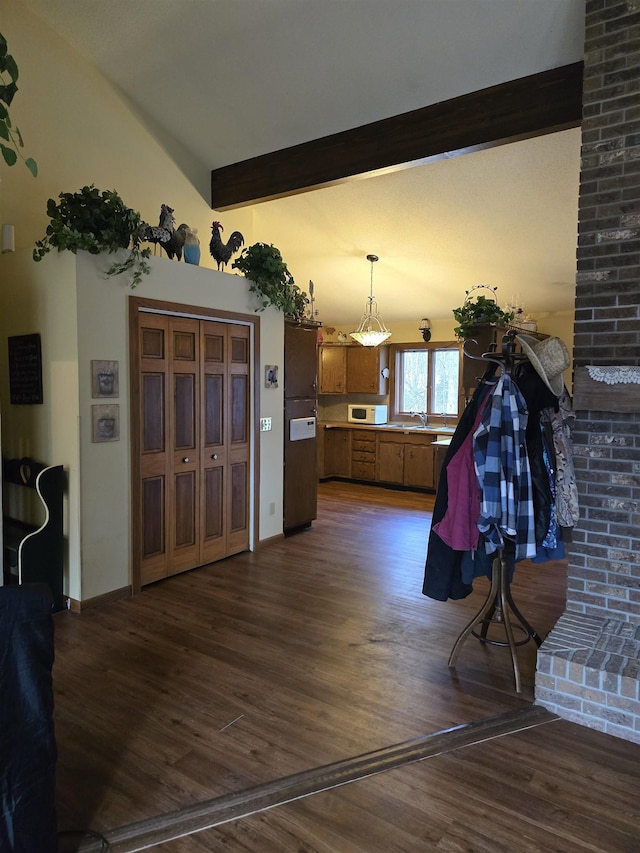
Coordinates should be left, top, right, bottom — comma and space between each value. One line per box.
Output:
24, 0, 585, 327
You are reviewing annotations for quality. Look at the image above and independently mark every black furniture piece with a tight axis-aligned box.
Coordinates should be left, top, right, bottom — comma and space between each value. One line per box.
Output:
2, 457, 64, 612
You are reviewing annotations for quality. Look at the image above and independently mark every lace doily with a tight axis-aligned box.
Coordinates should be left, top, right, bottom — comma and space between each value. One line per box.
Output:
586, 365, 640, 385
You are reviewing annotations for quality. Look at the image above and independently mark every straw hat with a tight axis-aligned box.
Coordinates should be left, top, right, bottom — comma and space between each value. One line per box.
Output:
516, 334, 570, 396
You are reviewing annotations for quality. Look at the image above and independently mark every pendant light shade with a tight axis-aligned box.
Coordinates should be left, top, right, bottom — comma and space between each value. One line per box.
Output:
349, 254, 392, 347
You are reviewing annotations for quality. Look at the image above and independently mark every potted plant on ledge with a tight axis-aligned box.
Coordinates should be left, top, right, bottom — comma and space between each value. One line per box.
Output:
452, 285, 515, 340
232, 242, 309, 321
32, 185, 151, 287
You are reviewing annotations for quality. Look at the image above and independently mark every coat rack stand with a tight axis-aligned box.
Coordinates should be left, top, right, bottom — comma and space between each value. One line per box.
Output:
448, 551, 542, 693
447, 329, 541, 693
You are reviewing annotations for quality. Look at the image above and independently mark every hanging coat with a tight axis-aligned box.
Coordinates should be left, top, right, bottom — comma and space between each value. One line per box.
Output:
422, 372, 496, 601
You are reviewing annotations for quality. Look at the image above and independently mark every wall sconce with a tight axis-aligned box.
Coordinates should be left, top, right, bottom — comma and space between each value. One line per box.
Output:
419, 318, 431, 342
2, 224, 15, 254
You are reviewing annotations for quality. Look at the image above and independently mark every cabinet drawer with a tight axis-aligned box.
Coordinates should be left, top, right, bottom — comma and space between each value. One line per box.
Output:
351, 461, 376, 480
352, 438, 375, 451
352, 449, 375, 462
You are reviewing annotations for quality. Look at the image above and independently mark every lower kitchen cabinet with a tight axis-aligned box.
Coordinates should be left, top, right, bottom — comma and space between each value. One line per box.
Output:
321, 426, 437, 490
323, 428, 351, 477
403, 443, 435, 489
377, 434, 435, 489
376, 441, 405, 484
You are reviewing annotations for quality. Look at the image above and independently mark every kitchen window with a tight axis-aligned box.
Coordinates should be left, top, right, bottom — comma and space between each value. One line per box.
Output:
390, 341, 461, 424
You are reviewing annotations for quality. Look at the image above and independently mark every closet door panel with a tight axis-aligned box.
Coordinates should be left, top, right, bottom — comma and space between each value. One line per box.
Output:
200, 320, 230, 564
169, 319, 200, 572
138, 314, 170, 584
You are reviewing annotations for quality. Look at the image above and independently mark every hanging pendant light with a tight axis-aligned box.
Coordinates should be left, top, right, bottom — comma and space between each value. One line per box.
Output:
349, 254, 392, 347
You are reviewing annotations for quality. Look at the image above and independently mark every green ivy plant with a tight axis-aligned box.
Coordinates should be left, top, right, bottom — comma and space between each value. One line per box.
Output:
232, 242, 309, 321
33, 185, 151, 287
452, 289, 515, 339
0, 33, 37, 176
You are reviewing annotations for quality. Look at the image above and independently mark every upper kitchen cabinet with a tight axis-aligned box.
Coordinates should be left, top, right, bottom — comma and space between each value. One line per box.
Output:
285, 321, 318, 398
346, 345, 389, 394
318, 344, 389, 395
318, 344, 347, 393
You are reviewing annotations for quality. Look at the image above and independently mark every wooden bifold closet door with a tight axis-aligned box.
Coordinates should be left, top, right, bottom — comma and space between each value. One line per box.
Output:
133, 312, 250, 587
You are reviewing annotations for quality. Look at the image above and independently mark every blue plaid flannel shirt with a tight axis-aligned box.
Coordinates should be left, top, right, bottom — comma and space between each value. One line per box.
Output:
473, 374, 536, 561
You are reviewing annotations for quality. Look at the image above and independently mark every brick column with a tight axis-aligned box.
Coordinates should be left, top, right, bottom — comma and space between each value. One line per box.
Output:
536, 0, 640, 743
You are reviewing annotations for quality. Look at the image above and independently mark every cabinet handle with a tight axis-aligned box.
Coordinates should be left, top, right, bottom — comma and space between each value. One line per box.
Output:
182, 457, 190, 463
211, 454, 218, 460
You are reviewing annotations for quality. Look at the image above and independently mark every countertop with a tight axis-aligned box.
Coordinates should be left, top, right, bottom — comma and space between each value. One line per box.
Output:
320, 421, 456, 437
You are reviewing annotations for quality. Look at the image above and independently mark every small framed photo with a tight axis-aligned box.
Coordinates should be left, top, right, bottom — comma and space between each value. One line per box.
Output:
92, 360, 119, 398
265, 364, 279, 389
92, 404, 120, 442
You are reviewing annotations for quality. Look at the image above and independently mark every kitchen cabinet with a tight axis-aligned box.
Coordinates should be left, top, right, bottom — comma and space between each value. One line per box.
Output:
318, 345, 347, 393
376, 440, 405, 484
321, 425, 438, 490
403, 442, 435, 489
377, 433, 435, 489
433, 441, 450, 489
284, 322, 318, 531
346, 345, 389, 394
323, 428, 351, 477
285, 322, 318, 397
318, 344, 389, 395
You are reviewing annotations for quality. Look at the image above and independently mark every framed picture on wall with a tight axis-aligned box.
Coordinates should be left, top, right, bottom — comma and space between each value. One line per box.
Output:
265, 365, 279, 388
91, 360, 119, 398
92, 404, 120, 442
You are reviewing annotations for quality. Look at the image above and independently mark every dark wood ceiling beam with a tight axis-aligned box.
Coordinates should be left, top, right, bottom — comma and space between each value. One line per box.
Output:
211, 62, 583, 211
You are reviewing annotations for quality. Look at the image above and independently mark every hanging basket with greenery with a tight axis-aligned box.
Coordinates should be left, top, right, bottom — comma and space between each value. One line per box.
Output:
452, 285, 515, 339
232, 242, 309, 321
33, 185, 151, 288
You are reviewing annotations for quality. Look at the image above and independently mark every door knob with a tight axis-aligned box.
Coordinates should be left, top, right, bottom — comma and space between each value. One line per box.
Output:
182, 457, 190, 463
211, 454, 218, 460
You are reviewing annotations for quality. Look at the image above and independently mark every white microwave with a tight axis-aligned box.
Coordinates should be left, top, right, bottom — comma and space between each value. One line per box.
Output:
347, 404, 388, 424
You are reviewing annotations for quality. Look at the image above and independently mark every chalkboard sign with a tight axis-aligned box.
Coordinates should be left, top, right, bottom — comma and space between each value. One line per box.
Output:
8, 333, 43, 405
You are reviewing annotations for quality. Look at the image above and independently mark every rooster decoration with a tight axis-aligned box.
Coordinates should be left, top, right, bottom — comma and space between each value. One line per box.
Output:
161, 222, 189, 261
138, 204, 191, 261
138, 203, 174, 252
209, 221, 244, 270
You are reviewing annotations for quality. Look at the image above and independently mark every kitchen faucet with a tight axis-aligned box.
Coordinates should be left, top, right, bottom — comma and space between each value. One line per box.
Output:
410, 411, 429, 427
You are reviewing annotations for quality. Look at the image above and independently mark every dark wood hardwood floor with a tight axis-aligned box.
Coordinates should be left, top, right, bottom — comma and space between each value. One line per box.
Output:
53, 481, 640, 852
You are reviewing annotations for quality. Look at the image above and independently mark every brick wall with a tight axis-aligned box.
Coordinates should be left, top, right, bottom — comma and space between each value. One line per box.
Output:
536, 0, 640, 742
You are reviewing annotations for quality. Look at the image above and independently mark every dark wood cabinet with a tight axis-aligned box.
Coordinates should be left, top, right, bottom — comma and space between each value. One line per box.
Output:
377, 433, 435, 489
323, 428, 351, 477
319, 345, 347, 393
318, 344, 388, 395
377, 440, 405, 484
284, 322, 319, 531
285, 323, 318, 397
346, 346, 389, 394
404, 442, 434, 489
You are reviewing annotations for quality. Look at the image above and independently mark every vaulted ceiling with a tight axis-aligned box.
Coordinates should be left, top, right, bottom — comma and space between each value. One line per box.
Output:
24, 0, 586, 327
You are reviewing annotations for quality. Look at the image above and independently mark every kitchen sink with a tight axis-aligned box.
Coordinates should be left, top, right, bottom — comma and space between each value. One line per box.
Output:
383, 423, 455, 432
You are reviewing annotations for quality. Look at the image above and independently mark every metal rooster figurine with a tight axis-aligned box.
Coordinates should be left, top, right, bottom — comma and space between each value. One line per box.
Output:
209, 221, 244, 270
138, 203, 174, 253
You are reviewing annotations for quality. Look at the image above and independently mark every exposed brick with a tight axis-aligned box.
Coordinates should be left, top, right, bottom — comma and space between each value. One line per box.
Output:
536, 0, 640, 744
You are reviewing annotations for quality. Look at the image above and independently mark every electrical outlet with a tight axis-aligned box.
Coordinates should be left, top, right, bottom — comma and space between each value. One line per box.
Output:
260, 417, 272, 432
